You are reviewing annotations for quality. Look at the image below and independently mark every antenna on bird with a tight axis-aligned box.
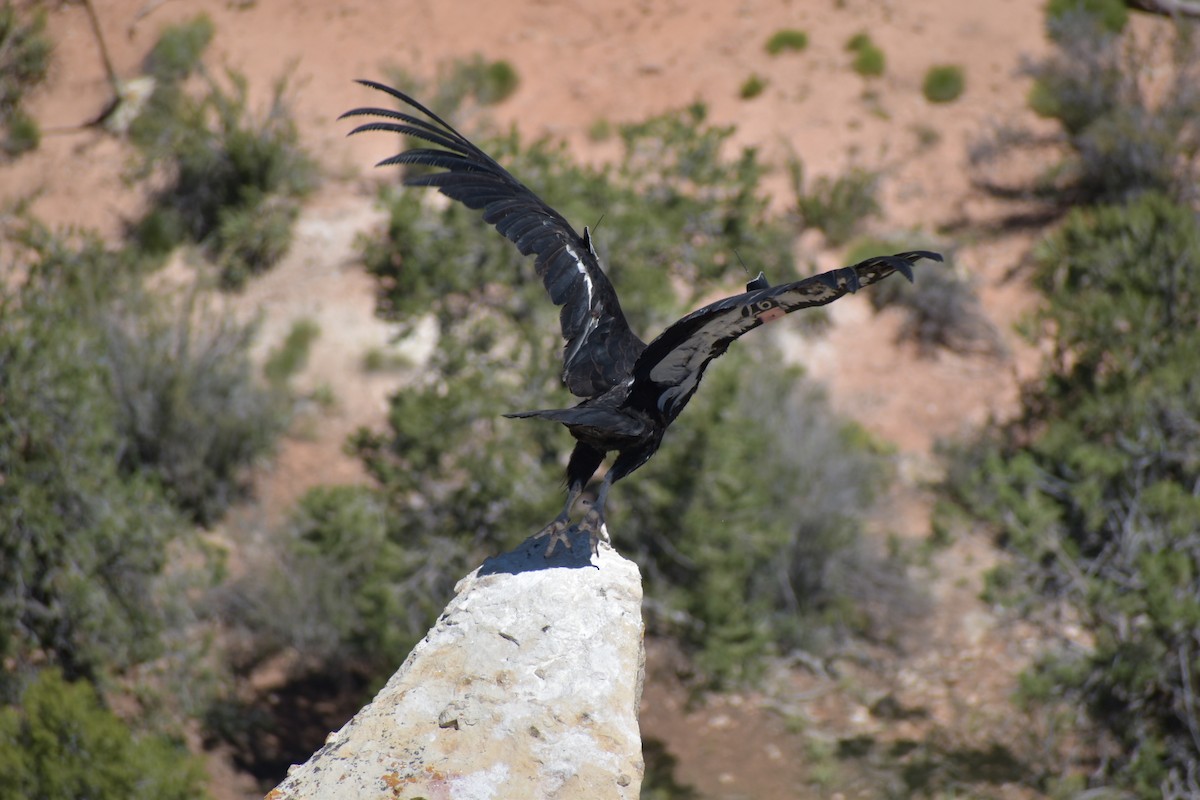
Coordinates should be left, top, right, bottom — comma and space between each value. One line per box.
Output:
584, 214, 606, 256
735, 249, 769, 292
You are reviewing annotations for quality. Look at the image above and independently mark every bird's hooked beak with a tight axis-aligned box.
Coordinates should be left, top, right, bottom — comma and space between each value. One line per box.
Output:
745, 271, 769, 292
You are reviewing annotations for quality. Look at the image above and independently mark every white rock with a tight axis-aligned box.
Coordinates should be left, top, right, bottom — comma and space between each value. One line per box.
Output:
267, 528, 645, 800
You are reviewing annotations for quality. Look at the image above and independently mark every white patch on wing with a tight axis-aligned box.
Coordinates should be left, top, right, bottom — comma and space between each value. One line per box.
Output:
562, 243, 598, 369
564, 244, 594, 309
650, 309, 746, 415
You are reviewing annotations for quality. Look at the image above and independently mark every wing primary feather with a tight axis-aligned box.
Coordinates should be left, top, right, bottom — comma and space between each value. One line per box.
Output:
344, 79, 649, 398
632, 250, 943, 421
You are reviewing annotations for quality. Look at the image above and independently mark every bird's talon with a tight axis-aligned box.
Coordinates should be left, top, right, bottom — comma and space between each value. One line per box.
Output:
578, 512, 608, 556
533, 519, 572, 557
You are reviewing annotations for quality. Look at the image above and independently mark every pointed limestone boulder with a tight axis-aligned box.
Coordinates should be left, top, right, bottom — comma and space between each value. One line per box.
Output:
267, 527, 645, 800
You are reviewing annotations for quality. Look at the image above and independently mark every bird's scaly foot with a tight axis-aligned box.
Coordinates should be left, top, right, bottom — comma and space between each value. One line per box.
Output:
533, 516, 573, 557
577, 509, 609, 557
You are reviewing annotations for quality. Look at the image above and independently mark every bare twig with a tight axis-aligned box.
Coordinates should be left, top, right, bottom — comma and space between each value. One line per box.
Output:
1130, 0, 1200, 19
80, 0, 119, 96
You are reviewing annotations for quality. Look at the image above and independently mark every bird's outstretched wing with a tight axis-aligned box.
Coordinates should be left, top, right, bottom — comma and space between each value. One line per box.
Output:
341, 80, 645, 398
631, 251, 942, 422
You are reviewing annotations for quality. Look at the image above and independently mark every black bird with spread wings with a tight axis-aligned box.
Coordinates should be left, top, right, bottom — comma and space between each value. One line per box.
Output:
342, 81, 941, 555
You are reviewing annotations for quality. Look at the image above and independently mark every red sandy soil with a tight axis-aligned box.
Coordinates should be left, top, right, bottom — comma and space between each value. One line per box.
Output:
3, 1, 1069, 797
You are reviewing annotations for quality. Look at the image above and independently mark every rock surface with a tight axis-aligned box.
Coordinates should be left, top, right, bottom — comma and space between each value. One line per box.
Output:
266, 528, 645, 800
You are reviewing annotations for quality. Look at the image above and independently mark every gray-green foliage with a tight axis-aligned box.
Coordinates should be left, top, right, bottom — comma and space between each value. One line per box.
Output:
0, 231, 186, 684
942, 194, 1200, 797
620, 348, 893, 681
221, 485, 452, 676
0, 3, 51, 158
1019, 13, 1200, 204
0, 669, 208, 800
340, 96, 893, 684
103, 289, 286, 525
143, 12, 214, 83
1044, 0, 1128, 37
0, 223, 281, 686
129, 15, 317, 287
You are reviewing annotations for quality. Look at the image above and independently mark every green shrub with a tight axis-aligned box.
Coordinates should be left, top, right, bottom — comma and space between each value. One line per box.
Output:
789, 156, 881, 246
845, 32, 871, 51
264, 317, 321, 387
922, 65, 965, 103
1045, 0, 1128, 37
739, 73, 767, 99
143, 13, 214, 82
1025, 13, 1123, 136
400, 55, 523, 114
0, 669, 208, 800
0, 227, 194, 683
587, 117, 613, 142
765, 28, 809, 55
443, 55, 520, 106
469, 57, 520, 105
211, 192, 303, 289
218, 485, 450, 676
943, 194, 1200, 797
129, 20, 317, 286
846, 32, 885, 77
3, 107, 38, 156
0, 3, 51, 159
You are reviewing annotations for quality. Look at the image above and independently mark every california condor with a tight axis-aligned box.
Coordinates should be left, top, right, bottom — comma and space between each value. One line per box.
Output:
342, 81, 941, 555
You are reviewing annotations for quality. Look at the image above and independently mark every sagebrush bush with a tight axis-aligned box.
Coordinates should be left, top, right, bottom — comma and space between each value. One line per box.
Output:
986, 12, 1200, 206
216, 485, 451, 677
263, 317, 321, 387
619, 347, 906, 681
103, 289, 286, 525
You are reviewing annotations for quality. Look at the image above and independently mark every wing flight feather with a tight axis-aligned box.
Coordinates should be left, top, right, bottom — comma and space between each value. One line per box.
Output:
632, 251, 942, 421
341, 80, 645, 398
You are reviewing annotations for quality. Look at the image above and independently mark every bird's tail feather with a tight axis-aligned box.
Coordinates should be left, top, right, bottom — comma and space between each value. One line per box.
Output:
503, 409, 570, 421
